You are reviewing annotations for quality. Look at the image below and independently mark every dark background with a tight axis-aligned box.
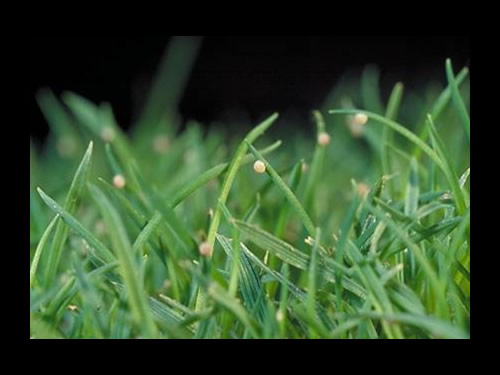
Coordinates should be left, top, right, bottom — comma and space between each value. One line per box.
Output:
28, 36, 470, 142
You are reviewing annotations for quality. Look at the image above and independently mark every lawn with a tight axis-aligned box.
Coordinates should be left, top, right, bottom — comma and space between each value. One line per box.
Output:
29, 37, 470, 339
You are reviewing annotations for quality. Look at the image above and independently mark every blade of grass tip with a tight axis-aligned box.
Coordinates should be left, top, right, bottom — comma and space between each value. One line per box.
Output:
134, 36, 202, 136
169, 140, 282, 208
42, 141, 93, 287
303, 111, 328, 218
104, 143, 123, 176
37, 188, 116, 265
87, 183, 157, 338
205, 113, 279, 253
403, 157, 420, 281
330, 109, 446, 173
246, 142, 316, 237
361, 64, 385, 114
413, 67, 469, 158
427, 114, 467, 215
30, 215, 59, 289
446, 59, 470, 142
63, 93, 136, 173
382, 82, 404, 195
36, 88, 80, 156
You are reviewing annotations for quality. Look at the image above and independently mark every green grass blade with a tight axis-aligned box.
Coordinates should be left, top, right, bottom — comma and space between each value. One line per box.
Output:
234, 220, 309, 269
217, 233, 266, 322
446, 59, 470, 142
382, 82, 404, 193
329, 109, 445, 172
414, 67, 469, 157
347, 311, 469, 339
135, 37, 202, 133
37, 188, 116, 264
30, 215, 59, 289
88, 183, 157, 338
42, 141, 93, 286
169, 140, 282, 208
303, 111, 328, 217
427, 115, 467, 215
132, 211, 162, 256
246, 142, 316, 237
206, 113, 279, 251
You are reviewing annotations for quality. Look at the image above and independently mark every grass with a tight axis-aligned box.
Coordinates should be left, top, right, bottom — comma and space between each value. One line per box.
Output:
29, 37, 470, 339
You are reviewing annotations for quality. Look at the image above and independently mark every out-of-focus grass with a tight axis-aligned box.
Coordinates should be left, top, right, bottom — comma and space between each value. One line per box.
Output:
30, 37, 470, 339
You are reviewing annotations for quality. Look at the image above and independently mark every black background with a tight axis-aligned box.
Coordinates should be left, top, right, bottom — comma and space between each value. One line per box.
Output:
28, 36, 470, 142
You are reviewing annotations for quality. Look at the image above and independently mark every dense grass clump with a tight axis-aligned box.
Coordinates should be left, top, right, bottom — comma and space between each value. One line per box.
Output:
30, 37, 470, 339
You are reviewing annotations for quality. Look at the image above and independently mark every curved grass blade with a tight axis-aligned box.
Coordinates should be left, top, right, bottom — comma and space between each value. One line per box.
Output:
30, 215, 59, 289
329, 109, 445, 172
42, 141, 93, 286
246, 142, 316, 237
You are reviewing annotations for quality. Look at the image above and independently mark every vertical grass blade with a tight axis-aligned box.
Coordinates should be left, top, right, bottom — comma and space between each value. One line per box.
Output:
445, 59, 470, 142
206, 113, 279, 250
88, 184, 157, 338
382, 82, 404, 194
43, 141, 93, 286
426, 115, 467, 215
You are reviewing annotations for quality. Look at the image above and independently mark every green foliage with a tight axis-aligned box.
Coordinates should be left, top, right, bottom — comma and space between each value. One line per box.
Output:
30, 39, 470, 339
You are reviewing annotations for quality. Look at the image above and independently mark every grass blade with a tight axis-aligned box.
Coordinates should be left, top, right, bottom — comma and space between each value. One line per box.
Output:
169, 140, 282, 208
37, 188, 116, 264
42, 141, 93, 286
329, 109, 445, 172
206, 113, 279, 251
446, 59, 470, 142
88, 183, 157, 338
246, 142, 316, 237
30, 215, 59, 289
